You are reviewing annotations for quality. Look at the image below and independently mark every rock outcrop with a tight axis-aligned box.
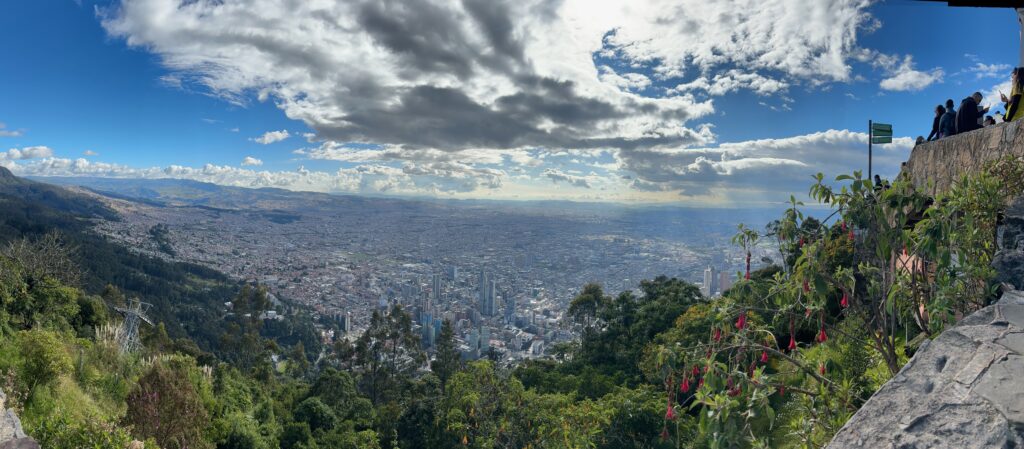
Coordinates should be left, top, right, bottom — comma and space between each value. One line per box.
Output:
826, 289, 1024, 448
905, 120, 1024, 196
0, 390, 37, 449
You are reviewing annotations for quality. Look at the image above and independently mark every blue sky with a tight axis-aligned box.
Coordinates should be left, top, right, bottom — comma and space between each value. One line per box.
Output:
0, 0, 1019, 205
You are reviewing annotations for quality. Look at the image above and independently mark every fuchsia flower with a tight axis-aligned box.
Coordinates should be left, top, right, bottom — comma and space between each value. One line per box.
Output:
841, 292, 849, 308
665, 401, 676, 420
760, 350, 769, 363
713, 328, 722, 342
788, 336, 797, 351
680, 377, 690, 393
817, 327, 828, 343
735, 312, 747, 330
661, 426, 670, 441
819, 363, 826, 375
697, 378, 704, 389
803, 279, 810, 293
692, 366, 699, 378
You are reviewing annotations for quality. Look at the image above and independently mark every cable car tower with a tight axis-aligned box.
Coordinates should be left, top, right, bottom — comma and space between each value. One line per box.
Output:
114, 298, 154, 353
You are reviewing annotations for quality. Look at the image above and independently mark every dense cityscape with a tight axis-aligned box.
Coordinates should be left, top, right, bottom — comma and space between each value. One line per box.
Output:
69, 179, 775, 364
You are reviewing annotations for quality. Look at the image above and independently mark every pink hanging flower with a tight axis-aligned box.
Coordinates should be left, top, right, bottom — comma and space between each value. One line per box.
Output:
819, 363, 826, 375
817, 327, 828, 343
735, 312, 747, 330
760, 350, 769, 363
697, 378, 704, 389
665, 401, 676, 420
788, 336, 797, 351
680, 377, 690, 393
692, 366, 700, 378
661, 426, 670, 441
840, 292, 849, 308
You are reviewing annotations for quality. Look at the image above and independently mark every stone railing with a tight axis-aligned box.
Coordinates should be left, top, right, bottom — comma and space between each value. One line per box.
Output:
905, 120, 1024, 197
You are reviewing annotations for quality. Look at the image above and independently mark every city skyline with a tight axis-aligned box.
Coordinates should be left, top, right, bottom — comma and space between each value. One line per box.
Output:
2, 1, 1019, 205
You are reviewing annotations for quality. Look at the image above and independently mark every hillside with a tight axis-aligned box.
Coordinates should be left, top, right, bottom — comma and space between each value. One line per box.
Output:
0, 167, 253, 352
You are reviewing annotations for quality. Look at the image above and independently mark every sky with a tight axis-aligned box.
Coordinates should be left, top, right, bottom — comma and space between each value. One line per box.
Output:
0, 0, 1020, 206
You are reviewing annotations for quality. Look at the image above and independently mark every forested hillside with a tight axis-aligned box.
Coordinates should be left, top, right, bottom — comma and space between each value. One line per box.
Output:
1, 156, 1022, 448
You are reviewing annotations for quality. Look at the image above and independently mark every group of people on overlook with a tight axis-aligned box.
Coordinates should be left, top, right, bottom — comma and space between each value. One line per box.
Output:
922, 67, 1024, 143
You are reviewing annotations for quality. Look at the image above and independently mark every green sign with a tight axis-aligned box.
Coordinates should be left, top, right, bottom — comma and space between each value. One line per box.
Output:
872, 129, 892, 137
871, 123, 892, 133
871, 136, 892, 144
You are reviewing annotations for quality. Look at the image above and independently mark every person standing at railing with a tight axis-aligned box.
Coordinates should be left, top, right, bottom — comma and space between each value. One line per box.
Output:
939, 99, 957, 137
956, 92, 987, 134
927, 105, 944, 141
1001, 68, 1024, 123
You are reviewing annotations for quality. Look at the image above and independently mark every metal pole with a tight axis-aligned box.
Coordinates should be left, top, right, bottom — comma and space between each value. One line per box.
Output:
868, 119, 873, 180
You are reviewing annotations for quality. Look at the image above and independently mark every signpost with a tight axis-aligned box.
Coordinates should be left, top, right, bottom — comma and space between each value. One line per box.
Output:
868, 121, 892, 180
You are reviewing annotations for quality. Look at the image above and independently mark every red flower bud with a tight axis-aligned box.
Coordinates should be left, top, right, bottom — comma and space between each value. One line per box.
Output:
665, 402, 676, 420
817, 327, 828, 343
713, 328, 722, 342
819, 363, 826, 375
760, 350, 768, 363
697, 378, 704, 389
735, 312, 747, 330
680, 378, 690, 393
661, 427, 669, 441
788, 336, 797, 351
803, 280, 810, 293
840, 292, 849, 308
692, 366, 699, 377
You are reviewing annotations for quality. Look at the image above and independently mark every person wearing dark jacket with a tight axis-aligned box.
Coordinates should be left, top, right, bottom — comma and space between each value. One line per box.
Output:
956, 92, 987, 134
927, 105, 944, 141
939, 99, 956, 137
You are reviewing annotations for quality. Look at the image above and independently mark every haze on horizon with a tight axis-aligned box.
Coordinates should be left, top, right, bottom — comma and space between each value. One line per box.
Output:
0, 1, 1019, 206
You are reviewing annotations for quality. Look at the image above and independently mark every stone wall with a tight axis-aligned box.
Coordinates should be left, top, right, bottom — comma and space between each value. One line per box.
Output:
905, 120, 1024, 196
0, 390, 36, 449
825, 289, 1024, 448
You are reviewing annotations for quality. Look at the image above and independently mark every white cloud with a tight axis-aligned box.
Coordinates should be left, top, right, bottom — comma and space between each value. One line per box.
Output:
879, 56, 943, 91
671, 70, 789, 96
251, 130, 290, 145
100, 0, 876, 158
620, 129, 913, 197
0, 123, 23, 138
241, 156, 263, 166
967, 62, 1012, 79
83, 150, 98, 156
542, 168, 593, 188
2, 146, 54, 161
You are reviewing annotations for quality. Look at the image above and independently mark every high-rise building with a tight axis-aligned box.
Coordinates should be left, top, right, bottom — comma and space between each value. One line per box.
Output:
432, 274, 443, 301
446, 265, 458, 280
718, 271, 732, 295
478, 270, 497, 316
504, 293, 515, 324
702, 266, 718, 297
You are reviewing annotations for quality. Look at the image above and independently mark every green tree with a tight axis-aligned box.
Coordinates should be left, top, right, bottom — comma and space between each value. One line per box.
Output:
125, 360, 212, 449
18, 329, 72, 392
294, 397, 337, 434
353, 306, 424, 405
280, 422, 315, 449
431, 320, 461, 391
